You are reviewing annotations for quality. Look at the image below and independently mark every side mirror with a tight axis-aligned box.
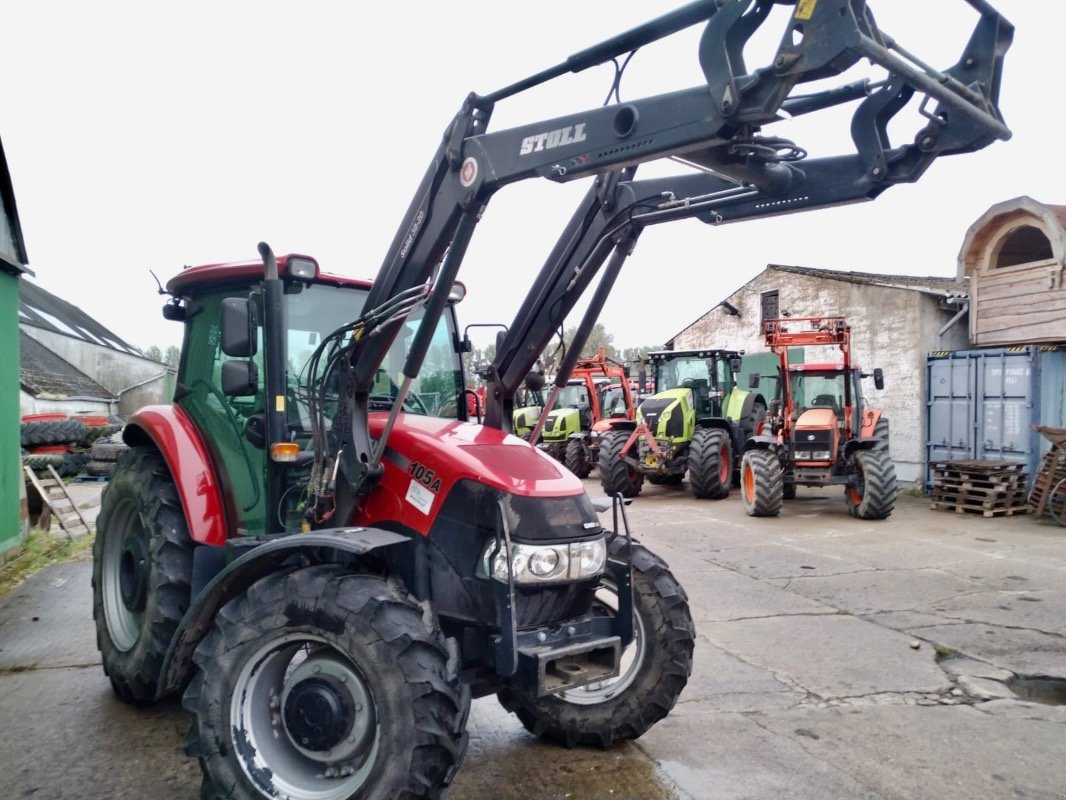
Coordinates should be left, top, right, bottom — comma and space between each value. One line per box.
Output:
222, 360, 258, 396
221, 297, 258, 358
525, 370, 546, 393
162, 301, 186, 322
729, 356, 743, 374
873, 368, 885, 391
748, 373, 761, 389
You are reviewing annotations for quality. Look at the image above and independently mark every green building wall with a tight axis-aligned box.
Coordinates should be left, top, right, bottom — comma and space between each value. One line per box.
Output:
0, 270, 21, 553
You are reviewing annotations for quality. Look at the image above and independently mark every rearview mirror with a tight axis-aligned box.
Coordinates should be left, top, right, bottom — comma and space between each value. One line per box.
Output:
222, 360, 258, 396
873, 368, 884, 390
748, 373, 761, 389
221, 297, 258, 357
525, 370, 546, 393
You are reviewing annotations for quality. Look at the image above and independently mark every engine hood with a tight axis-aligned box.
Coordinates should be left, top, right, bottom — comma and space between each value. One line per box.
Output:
794, 408, 838, 429
369, 413, 581, 498
540, 407, 581, 442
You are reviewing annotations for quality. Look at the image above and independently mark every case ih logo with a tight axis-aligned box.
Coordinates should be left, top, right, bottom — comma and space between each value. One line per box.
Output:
519, 123, 588, 156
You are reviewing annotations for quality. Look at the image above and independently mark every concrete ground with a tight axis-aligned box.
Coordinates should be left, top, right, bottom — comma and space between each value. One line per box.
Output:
1, 478, 1065, 799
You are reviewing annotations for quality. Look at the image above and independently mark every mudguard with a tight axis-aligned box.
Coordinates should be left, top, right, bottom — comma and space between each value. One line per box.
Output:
123, 405, 228, 546
156, 526, 410, 699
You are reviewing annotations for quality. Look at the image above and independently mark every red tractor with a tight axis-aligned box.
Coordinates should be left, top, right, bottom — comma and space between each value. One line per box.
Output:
89, 3, 1010, 798
741, 317, 896, 519
533, 348, 636, 477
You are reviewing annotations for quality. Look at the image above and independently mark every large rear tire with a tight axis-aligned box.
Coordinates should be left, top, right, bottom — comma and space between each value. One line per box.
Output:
740, 449, 783, 517
688, 428, 732, 500
873, 417, 890, 454
564, 437, 592, 479
497, 540, 694, 748
92, 446, 193, 703
845, 449, 897, 520
184, 566, 470, 800
598, 429, 644, 498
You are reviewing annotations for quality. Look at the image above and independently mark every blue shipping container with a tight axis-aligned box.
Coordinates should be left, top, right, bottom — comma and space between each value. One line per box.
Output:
925, 346, 1066, 489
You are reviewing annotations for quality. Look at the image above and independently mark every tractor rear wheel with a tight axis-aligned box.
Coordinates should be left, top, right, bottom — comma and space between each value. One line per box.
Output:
740, 449, 783, 517
873, 417, 890, 454
564, 438, 592, 478
497, 540, 694, 748
845, 449, 897, 520
598, 429, 644, 498
92, 446, 193, 703
688, 428, 732, 500
185, 566, 469, 800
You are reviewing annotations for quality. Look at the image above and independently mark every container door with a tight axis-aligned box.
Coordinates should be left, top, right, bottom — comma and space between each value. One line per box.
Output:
926, 353, 976, 485
976, 349, 1034, 469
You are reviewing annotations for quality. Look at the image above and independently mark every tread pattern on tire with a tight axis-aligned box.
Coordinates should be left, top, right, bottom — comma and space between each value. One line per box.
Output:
597, 429, 644, 498
184, 566, 470, 800
873, 417, 890, 455
497, 539, 694, 749
688, 427, 731, 500
21, 418, 88, 447
92, 446, 193, 703
564, 438, 592, 479
846, 449, 897, 520
741, 449, 783, 517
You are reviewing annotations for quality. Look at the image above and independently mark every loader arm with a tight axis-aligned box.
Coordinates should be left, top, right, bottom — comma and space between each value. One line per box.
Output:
324, 0, 1011, 501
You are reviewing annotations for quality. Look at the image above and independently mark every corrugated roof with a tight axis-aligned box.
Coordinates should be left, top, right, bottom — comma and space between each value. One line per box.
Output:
766, 264, 967, 297
19, 331, 116, 400
19, 279, 143, 356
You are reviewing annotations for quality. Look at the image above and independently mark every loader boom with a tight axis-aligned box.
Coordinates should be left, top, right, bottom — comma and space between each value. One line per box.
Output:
317, 0, 1011, 509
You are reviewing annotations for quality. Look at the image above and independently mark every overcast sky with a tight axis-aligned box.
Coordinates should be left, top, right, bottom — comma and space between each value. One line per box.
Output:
2, 1, 1055, 355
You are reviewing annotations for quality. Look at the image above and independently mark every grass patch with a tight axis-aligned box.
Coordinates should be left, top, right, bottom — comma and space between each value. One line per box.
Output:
934, 644, 960, 661
902, 484, 926, 498
0, 528, 95, 597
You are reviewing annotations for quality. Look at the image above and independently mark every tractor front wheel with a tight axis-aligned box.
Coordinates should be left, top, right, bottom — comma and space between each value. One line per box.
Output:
497, 540, 694, 748
92, 446, 193, 703
845, 449, 897, 520
184, 566, 469, 800
740, 449, 783, 517
688, 428, 732, 500
564, 438, 592, 479
598, 429, 644, 498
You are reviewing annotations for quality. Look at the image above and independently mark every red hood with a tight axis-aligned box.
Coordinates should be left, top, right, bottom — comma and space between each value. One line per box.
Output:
369, 413, 582, 498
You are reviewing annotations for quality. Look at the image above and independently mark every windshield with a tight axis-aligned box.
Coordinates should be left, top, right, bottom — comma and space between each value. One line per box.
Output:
653, 355, 732, 393
555, 383, 590, 409
790, 370, 847, 416
601, 385, 626, 416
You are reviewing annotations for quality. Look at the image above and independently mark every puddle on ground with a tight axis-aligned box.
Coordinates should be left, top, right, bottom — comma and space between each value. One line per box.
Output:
1009, 677, 1066, 705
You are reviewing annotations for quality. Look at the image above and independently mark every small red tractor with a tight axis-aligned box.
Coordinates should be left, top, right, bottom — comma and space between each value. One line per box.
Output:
90, 2, 1010, 798
741, 316, 896, 518
533, 348, 636, 477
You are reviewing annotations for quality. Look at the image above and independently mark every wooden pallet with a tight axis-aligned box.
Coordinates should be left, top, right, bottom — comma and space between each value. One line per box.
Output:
1027, 446, 1066, 521
23, 464, 93, 540
930, 459, 1029, 518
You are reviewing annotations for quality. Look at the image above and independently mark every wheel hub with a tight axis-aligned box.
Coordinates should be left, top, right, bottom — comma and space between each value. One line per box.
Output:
118, 533, 149, 613
284, 675, 354, 752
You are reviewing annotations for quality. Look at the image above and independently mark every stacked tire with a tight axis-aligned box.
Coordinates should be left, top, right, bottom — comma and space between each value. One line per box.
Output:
21, 416, 89, 477
87, 431, 129, 479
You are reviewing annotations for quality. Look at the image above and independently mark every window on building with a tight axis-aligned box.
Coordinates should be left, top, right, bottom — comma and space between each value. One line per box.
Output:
761, 290, 779, 332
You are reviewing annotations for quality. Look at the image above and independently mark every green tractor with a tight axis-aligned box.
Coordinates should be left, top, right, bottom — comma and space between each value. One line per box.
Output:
598, 349, 766, 499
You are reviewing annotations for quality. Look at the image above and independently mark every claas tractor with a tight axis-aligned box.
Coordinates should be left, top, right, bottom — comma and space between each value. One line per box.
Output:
90, 2, 1011, 797
741, 316, 896, 518
534, 348, 636, 478
597, 348, 766, 499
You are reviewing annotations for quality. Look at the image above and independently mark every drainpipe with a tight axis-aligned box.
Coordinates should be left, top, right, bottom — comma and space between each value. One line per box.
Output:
936, 300, 969, 349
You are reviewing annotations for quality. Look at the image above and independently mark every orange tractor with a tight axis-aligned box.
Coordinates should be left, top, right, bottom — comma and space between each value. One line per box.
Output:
742, 317, 895, 519
532, 348, 636, 478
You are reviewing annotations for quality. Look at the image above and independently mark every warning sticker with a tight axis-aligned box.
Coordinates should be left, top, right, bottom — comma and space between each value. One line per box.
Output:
795, 0, 817, 20
406, 479, 434, 515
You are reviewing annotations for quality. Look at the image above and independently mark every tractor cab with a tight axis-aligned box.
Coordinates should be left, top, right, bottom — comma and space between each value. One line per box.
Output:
164, 254, 468, 537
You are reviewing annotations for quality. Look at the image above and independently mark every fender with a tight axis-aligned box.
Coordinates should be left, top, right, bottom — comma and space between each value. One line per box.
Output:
695, 417, 732, 433
842, 437, 883, 459
123, 405, 228, 546
744, 433, 778, 452
156, 526, 410, 699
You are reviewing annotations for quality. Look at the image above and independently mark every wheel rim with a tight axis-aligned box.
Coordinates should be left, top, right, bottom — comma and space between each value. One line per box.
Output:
231, 634, 379, 800
559, 582, 646, 706
848, 457, 866, 505
719, 447, 731, 485
101, 500, 145, 652
743, 461, 756, 503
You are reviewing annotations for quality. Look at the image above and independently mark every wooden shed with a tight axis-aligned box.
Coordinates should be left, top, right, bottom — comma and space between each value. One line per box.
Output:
958, 196, 1066, 347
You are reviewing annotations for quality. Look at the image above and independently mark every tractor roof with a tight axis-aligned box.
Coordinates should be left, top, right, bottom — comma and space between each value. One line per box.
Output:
166, 254, 374, 296
647, 348, 742, 361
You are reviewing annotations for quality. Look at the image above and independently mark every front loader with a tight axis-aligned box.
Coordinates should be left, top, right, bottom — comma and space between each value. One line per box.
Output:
741, 316, 896, 518
90, 3, 1012, 799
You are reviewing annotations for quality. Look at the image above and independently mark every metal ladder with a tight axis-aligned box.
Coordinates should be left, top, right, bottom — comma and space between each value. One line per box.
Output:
23, 464, 93, 540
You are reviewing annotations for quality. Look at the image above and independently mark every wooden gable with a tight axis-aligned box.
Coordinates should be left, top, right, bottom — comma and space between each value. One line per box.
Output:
958, 196, 1066, 346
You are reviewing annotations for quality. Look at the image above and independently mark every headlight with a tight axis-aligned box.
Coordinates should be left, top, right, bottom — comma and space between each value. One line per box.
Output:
478, 536, 607, 585
795, 450, 831, 461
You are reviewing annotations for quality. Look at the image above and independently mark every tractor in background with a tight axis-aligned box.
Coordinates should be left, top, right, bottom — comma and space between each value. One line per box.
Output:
534, 348, 636, 477
598, 348, 765, 499
741, 316, 896, 518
